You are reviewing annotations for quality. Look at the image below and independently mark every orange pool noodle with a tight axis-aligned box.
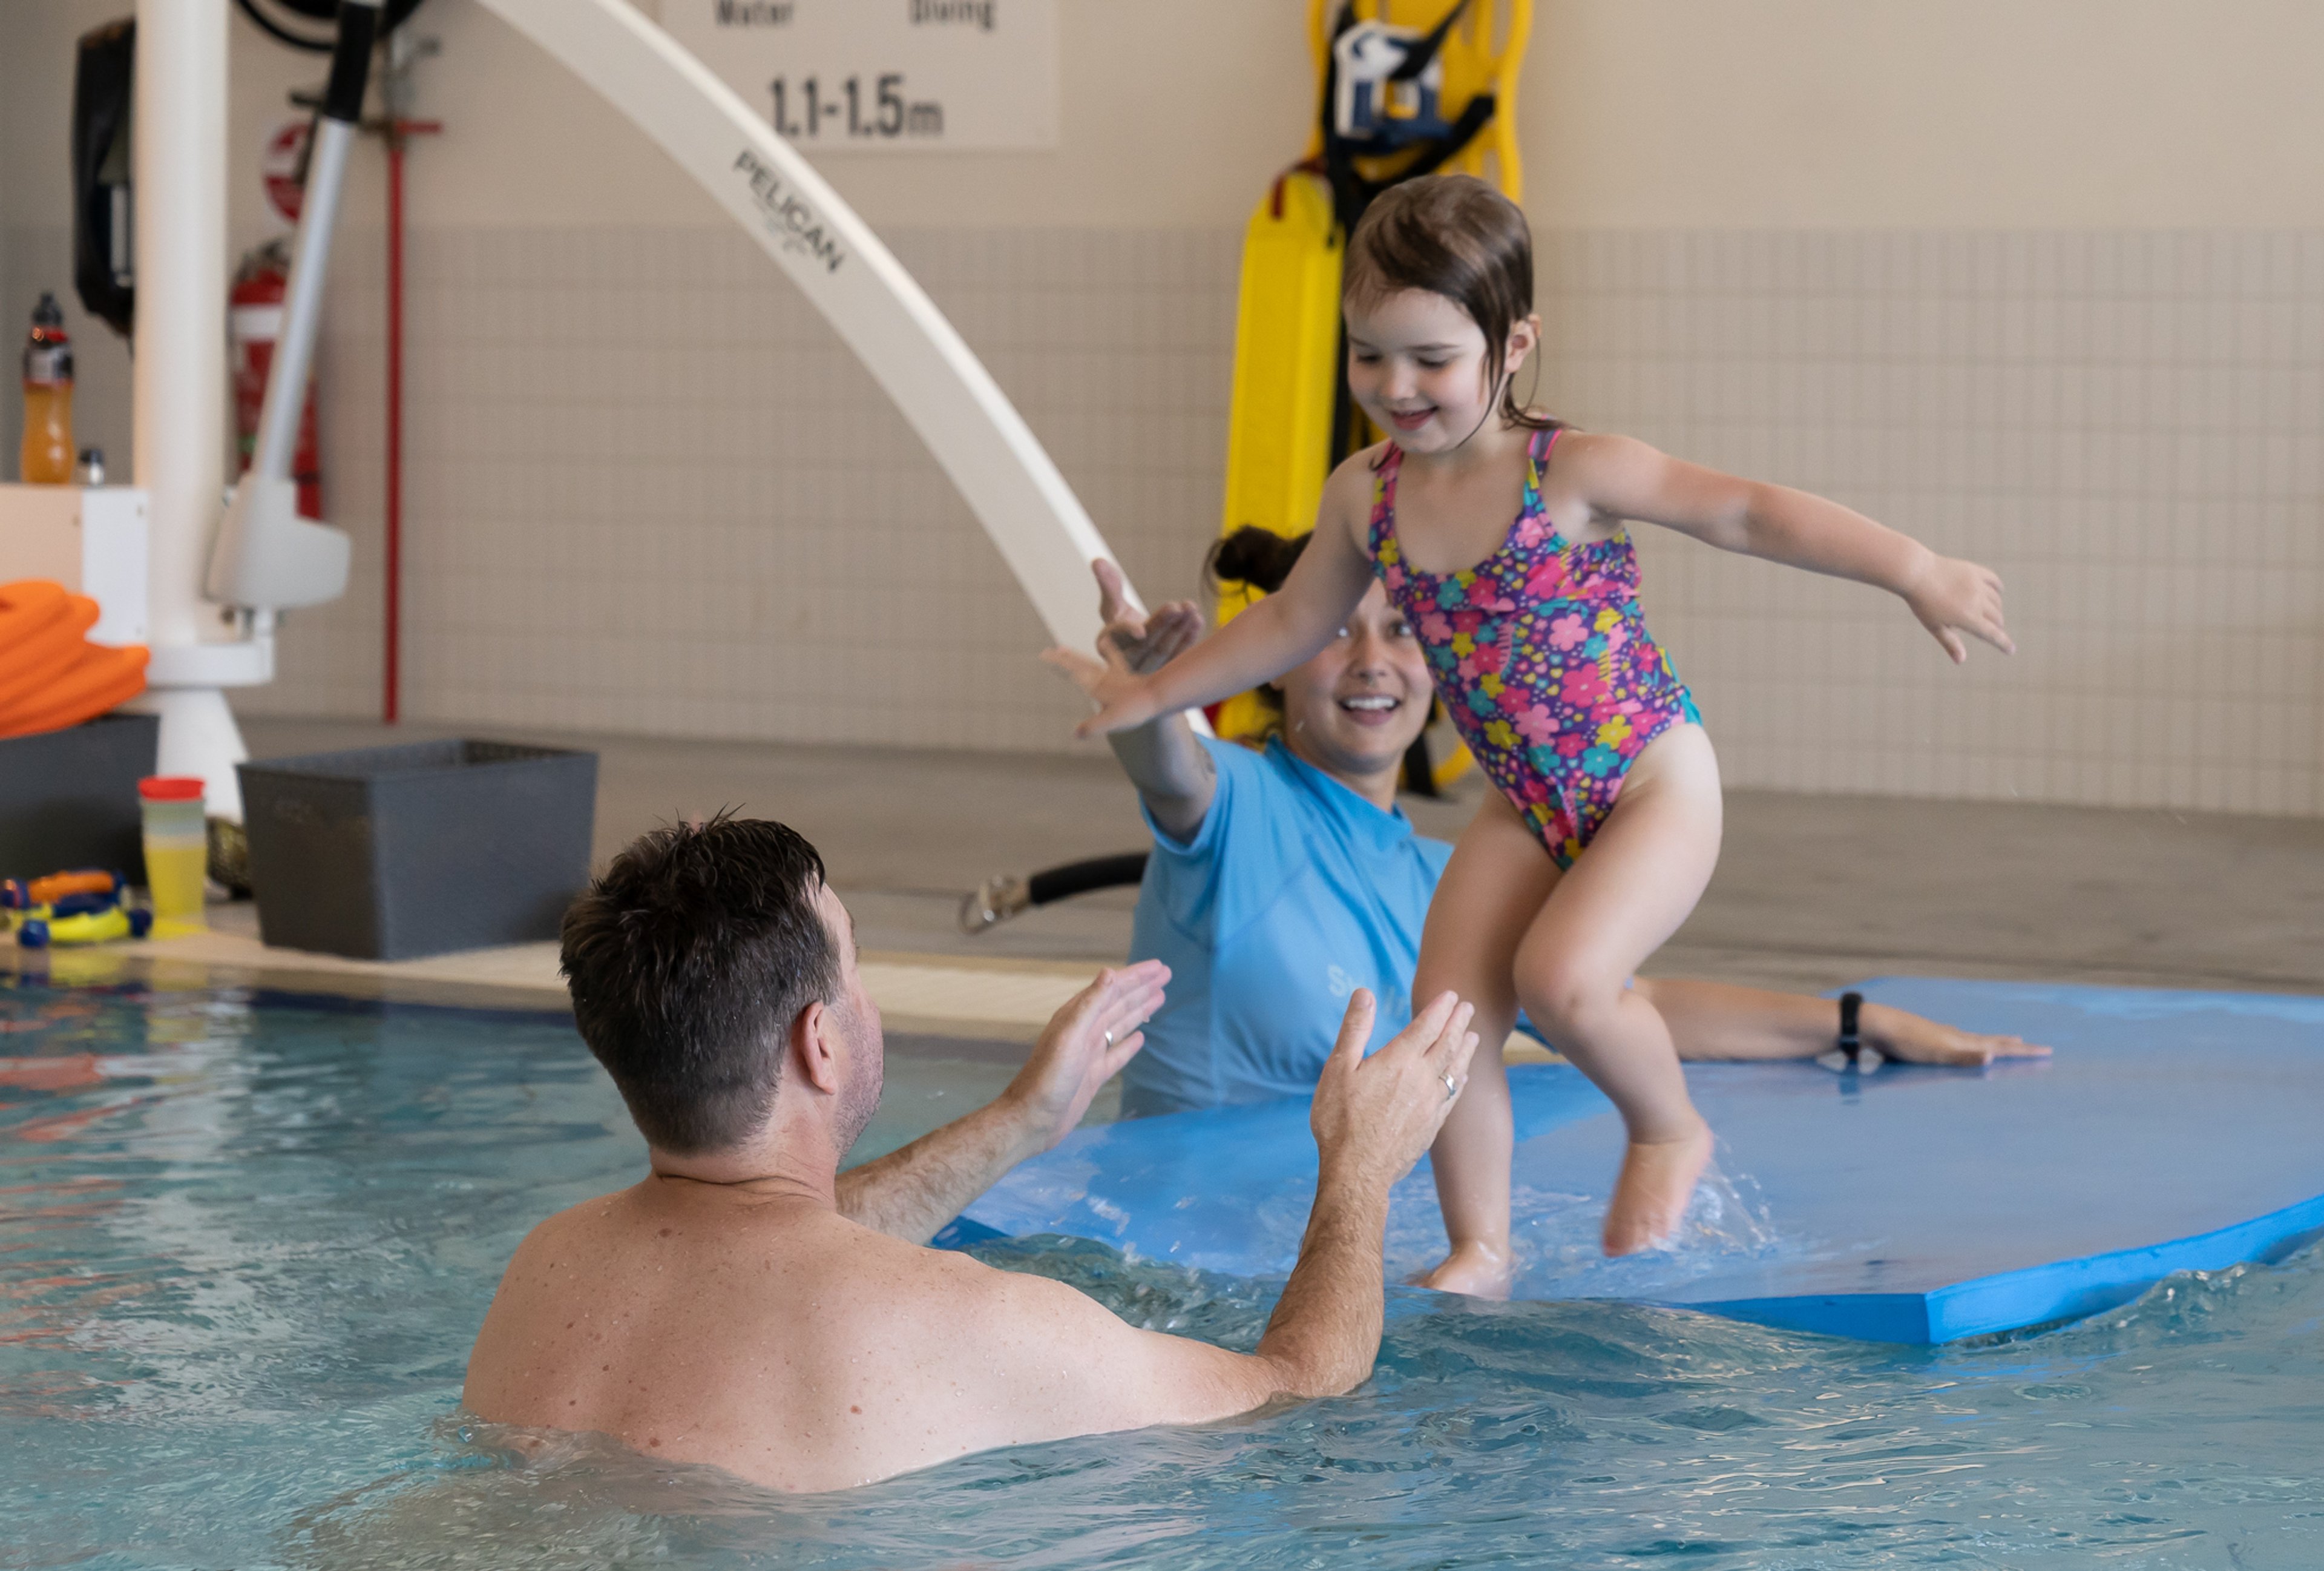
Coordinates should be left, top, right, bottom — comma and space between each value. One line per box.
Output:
0, 579, 148, 739
0, 644, 148, 739
0, 580, 73, 654
0, 594, 100, 712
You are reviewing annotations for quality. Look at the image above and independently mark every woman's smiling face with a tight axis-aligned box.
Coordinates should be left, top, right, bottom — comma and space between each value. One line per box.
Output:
1276, 581, 1434, 788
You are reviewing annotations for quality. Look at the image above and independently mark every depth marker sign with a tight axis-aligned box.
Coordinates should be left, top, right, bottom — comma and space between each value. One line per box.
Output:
663, 0, 1059, 152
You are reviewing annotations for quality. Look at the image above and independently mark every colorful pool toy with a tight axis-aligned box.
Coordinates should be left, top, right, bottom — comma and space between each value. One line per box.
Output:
6, 869, 150, 948
15, 901, 153, 949
2, 868, 125, 910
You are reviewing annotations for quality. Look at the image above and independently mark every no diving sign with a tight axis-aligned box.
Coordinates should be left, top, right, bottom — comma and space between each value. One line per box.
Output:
663, 0, 1059, 152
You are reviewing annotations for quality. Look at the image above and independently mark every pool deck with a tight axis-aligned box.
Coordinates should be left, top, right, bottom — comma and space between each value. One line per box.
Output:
54, 900, 1110, 1042
10, 717, 2318, 1037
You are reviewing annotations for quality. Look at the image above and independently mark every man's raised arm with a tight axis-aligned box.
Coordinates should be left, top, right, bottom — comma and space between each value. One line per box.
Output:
838, 961, 1167, 1242
1246, 988, 1480, 1395
963, 988, 1482, 1441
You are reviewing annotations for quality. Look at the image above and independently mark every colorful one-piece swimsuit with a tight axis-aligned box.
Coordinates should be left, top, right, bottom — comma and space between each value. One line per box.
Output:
1370, 426, 1701, 869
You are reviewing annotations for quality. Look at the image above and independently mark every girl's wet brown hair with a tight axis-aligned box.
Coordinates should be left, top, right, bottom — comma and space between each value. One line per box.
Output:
1343, 173, 1559, 436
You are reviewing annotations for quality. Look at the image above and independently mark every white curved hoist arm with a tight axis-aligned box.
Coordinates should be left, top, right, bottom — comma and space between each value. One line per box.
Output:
476, 0, 1201, 731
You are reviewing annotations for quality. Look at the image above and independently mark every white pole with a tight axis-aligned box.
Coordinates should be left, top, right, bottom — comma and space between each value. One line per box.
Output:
249, 120, 353, 478
125, 0, 251, 818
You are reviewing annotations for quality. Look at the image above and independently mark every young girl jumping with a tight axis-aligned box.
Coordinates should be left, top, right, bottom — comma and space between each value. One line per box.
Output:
1068, 175, 2012, 1292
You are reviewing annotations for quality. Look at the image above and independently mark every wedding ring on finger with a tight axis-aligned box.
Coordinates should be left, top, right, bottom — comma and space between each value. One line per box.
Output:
1442, 1073, 1459, 1101
1103, 1030, 1114, 1049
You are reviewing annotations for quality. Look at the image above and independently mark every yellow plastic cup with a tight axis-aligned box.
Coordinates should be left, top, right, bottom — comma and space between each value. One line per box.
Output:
139, 776, 208, 935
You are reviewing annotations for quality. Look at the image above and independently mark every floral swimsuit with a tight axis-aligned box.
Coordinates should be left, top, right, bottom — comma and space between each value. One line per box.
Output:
1370, 426, 1701, 869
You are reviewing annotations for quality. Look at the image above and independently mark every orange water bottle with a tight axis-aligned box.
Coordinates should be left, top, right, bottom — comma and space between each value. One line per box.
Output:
19, 292, 74, 485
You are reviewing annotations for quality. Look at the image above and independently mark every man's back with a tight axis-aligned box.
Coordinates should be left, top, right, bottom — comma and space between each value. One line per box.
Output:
465, 1179, 1146, 1493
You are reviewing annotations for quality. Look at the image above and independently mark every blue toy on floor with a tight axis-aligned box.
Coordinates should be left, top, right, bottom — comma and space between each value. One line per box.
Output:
938, 979, 2324, 1343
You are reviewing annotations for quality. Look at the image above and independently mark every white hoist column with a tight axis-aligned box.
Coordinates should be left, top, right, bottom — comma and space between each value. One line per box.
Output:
125, 0, 251, 818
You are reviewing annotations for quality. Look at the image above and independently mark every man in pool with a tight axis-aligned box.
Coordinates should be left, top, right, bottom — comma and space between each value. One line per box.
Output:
464, 815, 1482, 1494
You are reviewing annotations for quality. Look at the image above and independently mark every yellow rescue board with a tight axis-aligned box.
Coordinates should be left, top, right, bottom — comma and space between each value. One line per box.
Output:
1214, 173, 1343, 743
1215, 0, 1531, 760
1218, 173, 1341, 564
1304, 0, 1532, 199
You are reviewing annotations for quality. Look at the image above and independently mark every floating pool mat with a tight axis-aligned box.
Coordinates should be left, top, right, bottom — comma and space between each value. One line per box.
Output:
939, 979, 2324, 1343
1213, 0, 1527, 788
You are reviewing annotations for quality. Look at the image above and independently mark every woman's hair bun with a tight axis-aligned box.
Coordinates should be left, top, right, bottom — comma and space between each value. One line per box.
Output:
1206, 526, 1312, 598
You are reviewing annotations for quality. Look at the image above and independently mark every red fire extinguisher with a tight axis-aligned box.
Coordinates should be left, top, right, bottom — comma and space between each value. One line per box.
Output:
230, 237, 323, 520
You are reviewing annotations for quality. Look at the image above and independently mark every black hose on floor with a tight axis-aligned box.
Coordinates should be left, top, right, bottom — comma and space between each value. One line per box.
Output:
1027, 853, 1149, 905
960, 851, 1150, 934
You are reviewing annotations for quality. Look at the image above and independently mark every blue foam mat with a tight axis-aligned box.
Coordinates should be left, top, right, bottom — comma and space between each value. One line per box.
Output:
939, 980, 2324, 1342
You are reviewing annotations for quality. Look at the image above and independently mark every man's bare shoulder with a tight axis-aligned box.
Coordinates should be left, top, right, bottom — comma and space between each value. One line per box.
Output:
471, 1190, 914, 1405
464, 1190, 648, 1382
491, 1187, 638, 1286
497, 1182, 940, 1293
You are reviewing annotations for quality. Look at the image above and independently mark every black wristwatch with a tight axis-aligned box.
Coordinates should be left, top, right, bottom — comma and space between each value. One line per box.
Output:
1836, 991, 1865, 1067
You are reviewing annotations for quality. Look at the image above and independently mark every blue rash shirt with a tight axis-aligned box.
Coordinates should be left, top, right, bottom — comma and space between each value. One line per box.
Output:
1120, 736, 1453, 1118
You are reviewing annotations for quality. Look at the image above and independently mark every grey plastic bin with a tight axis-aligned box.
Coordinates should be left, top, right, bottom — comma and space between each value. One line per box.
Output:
238, 739, 597, 961
0, 713, 159, 883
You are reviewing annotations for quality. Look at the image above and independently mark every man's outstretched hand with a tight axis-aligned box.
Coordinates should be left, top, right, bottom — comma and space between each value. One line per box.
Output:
1249, 989, 1480, 1399
839, 960, 1165, 1243
1311, 989, 1480, 1187
1000, 960, 1169, 1158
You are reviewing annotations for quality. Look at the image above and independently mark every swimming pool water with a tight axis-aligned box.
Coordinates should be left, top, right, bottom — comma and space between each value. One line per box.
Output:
4, 980, 2319, 1569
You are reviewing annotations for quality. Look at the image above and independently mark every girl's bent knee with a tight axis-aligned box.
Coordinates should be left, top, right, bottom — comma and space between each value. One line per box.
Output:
1516, 952, 1625, 1039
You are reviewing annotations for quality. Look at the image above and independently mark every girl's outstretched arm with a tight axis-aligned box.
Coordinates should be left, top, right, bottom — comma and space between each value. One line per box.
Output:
1062, 456, 1384, 737
1558, 433, 2015, 664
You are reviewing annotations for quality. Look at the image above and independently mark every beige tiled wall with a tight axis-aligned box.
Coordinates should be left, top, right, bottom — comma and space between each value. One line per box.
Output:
240, 223, 2324, 816
1534, 231, 2324, 815
246, 225, 1236, 753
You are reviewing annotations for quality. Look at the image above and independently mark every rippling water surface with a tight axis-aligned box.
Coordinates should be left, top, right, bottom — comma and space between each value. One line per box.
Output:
3, 981, 2319, 1569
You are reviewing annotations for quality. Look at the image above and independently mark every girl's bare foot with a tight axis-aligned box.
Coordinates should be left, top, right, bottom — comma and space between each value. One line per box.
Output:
1602, 1118, 1714, 1256
1417, 1239, 1512, 1299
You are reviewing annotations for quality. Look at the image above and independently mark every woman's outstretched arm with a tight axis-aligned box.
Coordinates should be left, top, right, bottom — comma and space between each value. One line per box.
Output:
1042, 560, 1216, 841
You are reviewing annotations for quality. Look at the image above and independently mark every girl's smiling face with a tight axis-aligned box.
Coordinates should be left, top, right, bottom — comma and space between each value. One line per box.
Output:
1344, 287, 1538, 455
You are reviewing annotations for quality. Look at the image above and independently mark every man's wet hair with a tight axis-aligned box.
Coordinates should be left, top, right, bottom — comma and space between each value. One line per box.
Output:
560, 814, 839, 1153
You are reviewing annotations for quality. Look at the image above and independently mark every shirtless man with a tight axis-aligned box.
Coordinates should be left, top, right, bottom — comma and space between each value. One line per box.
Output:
463, 817, 1481, 1494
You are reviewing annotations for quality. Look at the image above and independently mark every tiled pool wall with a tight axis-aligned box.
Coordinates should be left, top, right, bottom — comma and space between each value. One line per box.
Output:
12, 219, 2321, 814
